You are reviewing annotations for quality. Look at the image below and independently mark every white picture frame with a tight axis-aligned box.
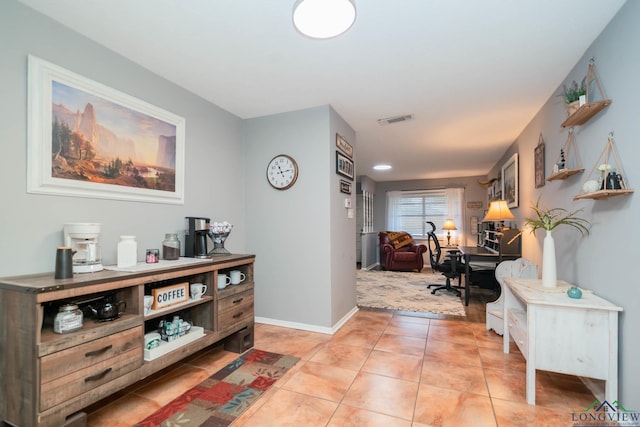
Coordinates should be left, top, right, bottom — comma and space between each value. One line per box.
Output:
27, 55, 186, 204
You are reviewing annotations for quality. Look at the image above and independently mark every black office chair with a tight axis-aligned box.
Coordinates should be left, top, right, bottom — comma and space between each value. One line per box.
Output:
425, 221, 466, 297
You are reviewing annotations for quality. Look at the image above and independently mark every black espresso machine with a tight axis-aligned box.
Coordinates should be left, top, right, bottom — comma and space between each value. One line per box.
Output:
185, 216, 210, 258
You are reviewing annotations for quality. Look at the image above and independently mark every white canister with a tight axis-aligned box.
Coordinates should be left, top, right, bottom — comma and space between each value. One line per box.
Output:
144, 332, 161, 350
117, 235, 137, 268
54, 304, 83, 334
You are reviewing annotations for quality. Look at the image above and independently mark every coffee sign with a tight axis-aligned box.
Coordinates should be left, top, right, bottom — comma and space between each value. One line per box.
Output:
151, 282, 189, 310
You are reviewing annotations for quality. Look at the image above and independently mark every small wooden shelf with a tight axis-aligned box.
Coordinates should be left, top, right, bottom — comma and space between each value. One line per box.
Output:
561, 100, 612, 128
144, 296, 213, 321
574, 132, 633, 201
547, 168, 585, 182
574, 189, 634, 200
144, 326, 206, 361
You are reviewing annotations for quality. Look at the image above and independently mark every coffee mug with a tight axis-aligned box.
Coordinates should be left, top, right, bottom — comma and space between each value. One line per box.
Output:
218, 274, 231, 289
144, 295, 154, 315
54, 246, 74, 279
230, 270, 246, 285
190, 283, 207, 299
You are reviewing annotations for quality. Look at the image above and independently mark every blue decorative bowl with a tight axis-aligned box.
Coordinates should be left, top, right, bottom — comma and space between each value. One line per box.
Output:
567, 286, 582, 299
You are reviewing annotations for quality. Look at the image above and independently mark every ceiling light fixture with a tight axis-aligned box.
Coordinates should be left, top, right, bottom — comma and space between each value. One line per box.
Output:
293, 0, 356, 39
373, 164, 392, 171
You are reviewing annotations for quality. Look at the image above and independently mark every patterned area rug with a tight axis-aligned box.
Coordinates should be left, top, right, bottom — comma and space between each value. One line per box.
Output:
357, 269, 466, 316
135, 349, 299, 426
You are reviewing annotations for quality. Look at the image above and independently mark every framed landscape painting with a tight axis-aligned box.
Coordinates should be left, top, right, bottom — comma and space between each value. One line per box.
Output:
502, 153, 519, 208
27, 55, 185, 204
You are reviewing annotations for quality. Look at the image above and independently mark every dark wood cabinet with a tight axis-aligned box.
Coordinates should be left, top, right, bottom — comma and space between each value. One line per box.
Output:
0, 255, 255, 427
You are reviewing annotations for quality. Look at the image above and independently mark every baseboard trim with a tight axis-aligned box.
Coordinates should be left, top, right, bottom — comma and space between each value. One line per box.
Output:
255, 306, 359, 335
362, 262, 380, 271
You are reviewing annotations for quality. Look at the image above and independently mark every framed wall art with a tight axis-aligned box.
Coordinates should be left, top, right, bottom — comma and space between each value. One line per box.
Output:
534, 134, 545, 188
336, 151, 354, 180
336, 133, 353, 158
27, 55, 186, 204
340, 180, 352, 194
502, 153, 519, 208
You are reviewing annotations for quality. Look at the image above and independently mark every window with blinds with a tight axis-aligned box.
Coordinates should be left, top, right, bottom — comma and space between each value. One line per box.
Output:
387, 189, 463, 238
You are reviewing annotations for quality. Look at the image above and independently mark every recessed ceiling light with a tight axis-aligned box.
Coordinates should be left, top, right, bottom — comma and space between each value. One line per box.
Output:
293, 0, 356, 39
373, 164, 392, 171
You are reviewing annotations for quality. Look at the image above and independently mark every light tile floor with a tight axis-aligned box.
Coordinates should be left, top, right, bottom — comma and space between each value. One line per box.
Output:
86, 311, 596, 426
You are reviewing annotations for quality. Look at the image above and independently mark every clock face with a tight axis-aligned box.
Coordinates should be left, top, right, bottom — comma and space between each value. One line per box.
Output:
267, 154, 298, 190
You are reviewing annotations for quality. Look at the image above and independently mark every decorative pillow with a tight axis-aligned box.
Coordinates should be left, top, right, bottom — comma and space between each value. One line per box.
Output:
386, 231, 414, 249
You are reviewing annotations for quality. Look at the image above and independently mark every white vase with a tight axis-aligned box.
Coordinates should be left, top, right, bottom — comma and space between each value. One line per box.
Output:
542, 230, 557, 288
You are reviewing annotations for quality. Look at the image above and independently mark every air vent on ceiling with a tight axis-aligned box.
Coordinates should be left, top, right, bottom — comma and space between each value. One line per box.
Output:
377, 114, 414, 126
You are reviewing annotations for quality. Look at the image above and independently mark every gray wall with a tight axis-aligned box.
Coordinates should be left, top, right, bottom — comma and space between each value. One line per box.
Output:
244, 106, 357, 330
2, 2, 357, 334
487, 1, 639, 408
0, 2, 246, 275
329, 107, 358, 326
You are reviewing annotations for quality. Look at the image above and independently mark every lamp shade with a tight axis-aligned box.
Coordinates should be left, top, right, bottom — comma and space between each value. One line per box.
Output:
483, 200, 515, 222
443, 219, 457, 230
293, 0, 356, 39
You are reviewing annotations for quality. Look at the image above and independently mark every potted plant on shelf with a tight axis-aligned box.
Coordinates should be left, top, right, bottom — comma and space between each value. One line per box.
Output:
524, 198, 590, 288
560, 78, 587, 116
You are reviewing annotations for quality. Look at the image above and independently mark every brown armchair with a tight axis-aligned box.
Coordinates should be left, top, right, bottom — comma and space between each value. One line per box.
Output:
378, 231, 427, 272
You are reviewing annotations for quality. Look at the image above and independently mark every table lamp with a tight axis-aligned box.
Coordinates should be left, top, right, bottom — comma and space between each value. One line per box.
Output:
482, 200, 515, 230
442, 219, 457, 246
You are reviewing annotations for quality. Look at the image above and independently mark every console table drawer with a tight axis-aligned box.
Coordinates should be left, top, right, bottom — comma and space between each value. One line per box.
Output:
40, 326, 143, 384
218, 296, 254, 327
218, 290, 254, 314
40, 346, 142, 411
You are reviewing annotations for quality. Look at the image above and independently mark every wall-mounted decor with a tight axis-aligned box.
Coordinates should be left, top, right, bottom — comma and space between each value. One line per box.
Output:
27, 55, 186, 204
534, 134, 545, 188
466, 201, 483, 209
488, 178, 502, 201
336, 133, 353, 158
336, 151, 354, 180
470, 216, 479, 235
340, 180, 351, 194
502, 153, 519, 208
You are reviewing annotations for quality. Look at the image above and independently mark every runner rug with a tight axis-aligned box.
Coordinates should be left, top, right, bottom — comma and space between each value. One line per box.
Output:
357, 269, 466, 316
135, 349, 299, 427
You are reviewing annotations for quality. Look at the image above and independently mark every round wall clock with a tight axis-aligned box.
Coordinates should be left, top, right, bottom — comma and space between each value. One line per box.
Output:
266, 154, 299, 190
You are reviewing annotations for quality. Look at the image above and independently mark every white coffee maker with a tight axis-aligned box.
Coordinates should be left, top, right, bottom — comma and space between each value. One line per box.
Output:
63, 223, 104, 273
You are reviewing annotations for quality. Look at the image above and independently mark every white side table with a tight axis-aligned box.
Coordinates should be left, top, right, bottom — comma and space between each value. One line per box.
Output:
503, 278, 622, 405
486, 258, 537, 335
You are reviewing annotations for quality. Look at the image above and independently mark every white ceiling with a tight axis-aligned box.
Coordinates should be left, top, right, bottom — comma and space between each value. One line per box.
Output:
19, 0, 626, 181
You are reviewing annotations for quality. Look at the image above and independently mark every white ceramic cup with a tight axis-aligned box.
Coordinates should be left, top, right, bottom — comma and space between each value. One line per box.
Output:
217, 274, 231, 290
190, 283, 207, 299
230, 270, 246, 285
144, 295, 154, 315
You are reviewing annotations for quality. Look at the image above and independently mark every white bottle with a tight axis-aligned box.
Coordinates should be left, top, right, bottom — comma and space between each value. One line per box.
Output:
117, 235, 137, 268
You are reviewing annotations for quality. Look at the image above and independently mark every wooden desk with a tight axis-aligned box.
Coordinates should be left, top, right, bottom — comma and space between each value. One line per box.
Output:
458, 246, 519, 306
503, 278, 622, 405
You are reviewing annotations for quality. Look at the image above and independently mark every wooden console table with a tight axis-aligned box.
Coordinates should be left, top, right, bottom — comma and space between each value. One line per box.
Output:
0, 255, 255, 427
503, 277, 622, 405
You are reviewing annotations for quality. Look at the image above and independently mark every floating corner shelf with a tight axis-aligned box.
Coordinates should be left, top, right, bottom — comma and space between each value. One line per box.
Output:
547, 168, 585, 182
573, 189, 634, 201
561, 100, 612, 128
574, 132, 633, 201
547, 129, 583, 182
